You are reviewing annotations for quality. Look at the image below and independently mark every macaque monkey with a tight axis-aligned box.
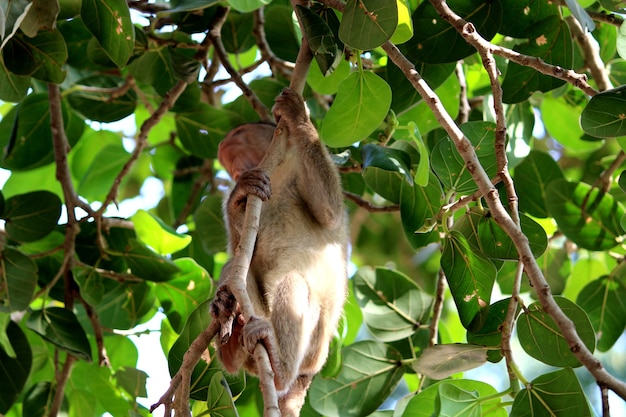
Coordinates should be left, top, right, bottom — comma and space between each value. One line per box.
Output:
211, 88, 348, 416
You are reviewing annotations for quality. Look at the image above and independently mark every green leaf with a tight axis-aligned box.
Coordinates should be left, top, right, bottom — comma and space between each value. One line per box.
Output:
413, 344, 489, 380
221, 11, 256, 54
23, 381, 57, 417
0, 320, 32, 413
0, 247, 38, 312
452, 208, 548, 260
441, 231, 496, 331
206, 372, 239, 416
390, 0, 413, 44
502, 16, 573, 103
156, 0, 220, 15
0, 0, 32, 50
154, 258, 212, 333
517, 296, 595, 367
297, 5, 341, 76
513, 150, 564, 218
339, 0, 397, 50
73, 267, 104, 306
581, 85, 626, 138
117, 239, 180, 282
176, 103, 233, 159
193, 194, 228, 254
545, 179, 625, 251
77, 143, 129, 202
27, 307, 92, 361
362, 143, 413, 186
0, 55, 30, 102
404, 0, 502, 64
402, 379, 505, 417
132, 210, 191, 255
600, 0, 626, 13
228, 0, 270, 13
542, 95, 603, 153
67, 75, 137, 123
510, 368, 592, 417
399, 173, 442, 249
467, 298, 517, 363
3, 190, 61, 242
0, 93, 78, 171
321, 71, 391, 147
353, 266, 433, 342
499, 0, 558, 38
80, 0, 134, 68
20, 0, 60, 37
94, 281, 155, 330
114, 367, 148, 398
577, 275, 626, 351
431, 122, 498, 194
309, 340, 404, 417
67, 388, 97, 417
19, 29, 67, 83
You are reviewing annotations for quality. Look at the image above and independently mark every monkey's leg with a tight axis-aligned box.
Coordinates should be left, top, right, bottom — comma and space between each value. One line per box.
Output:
243, 273, 320, 392
278, 374, 313, 417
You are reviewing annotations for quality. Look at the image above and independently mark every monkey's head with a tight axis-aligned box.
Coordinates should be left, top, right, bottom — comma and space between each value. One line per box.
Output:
218, 123, 275, 181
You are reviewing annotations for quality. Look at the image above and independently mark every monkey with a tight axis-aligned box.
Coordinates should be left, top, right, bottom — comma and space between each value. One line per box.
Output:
211, 88, 348, 416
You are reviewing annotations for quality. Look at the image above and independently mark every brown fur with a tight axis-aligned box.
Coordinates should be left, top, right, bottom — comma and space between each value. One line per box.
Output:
212, 89, 348, 416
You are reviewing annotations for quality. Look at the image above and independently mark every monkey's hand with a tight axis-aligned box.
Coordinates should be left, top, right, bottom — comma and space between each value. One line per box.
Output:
230, 168, 272, 208
211, 285, 242, 344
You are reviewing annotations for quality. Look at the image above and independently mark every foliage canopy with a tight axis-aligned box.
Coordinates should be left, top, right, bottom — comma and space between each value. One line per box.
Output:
1, 0, 626, 416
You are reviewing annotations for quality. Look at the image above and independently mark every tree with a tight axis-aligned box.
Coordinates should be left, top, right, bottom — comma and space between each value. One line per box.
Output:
1, 0, 626, 415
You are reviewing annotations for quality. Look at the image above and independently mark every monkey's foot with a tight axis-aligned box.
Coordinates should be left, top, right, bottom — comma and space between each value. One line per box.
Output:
242, 316, 274, 354
210, 286, 238, 343
273, 88, 308, 125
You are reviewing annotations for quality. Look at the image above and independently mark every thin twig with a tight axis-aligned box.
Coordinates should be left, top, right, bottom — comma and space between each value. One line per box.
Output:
343, 191, 400, 212
208, 6, 272, 122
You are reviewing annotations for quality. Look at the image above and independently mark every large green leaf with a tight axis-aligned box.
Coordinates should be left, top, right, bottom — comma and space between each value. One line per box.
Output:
0, 0, 32, 49
353, 266, 433, 342
0, 93, 78, 171
339, 0, 397, 51
581, 85, 626, 138
517, 296, 595, 367
404, 0, 502, 64
399, 173, 442, 249
451, 208, 547, 260
513, 150, 564, 218
0, 320, 32, 413
3, 191, 61, 243
441, 231, 496, 331
545, 179, 625, 250
401, 379, 505, 417
309, 340, 404, 417
27, 307, 92, 361
502, 16, 573, 103
321, 71, 392, 147
4, 30, 67, 83
577, 275, 626, 351
132, 210, 191, 255
297, 5, 341, 76
414, 344, 489, 380
80, 0, 134, 68
154, 258, 212, 333
431, 122, 498, 195
542, 95, 602, 153
116, 239, 180, 282
510, 368, 592, 417
176, 103, 233, 159
0, 247, 38, 312
94, 281, 155, 330
0, 55, 30, 102
362, 143, 413, 187
499, 0, 558, 38
67, 75, 137, 123
194, 194, 228, 254
76, 143, 129, 202
467, 298, 517, 363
